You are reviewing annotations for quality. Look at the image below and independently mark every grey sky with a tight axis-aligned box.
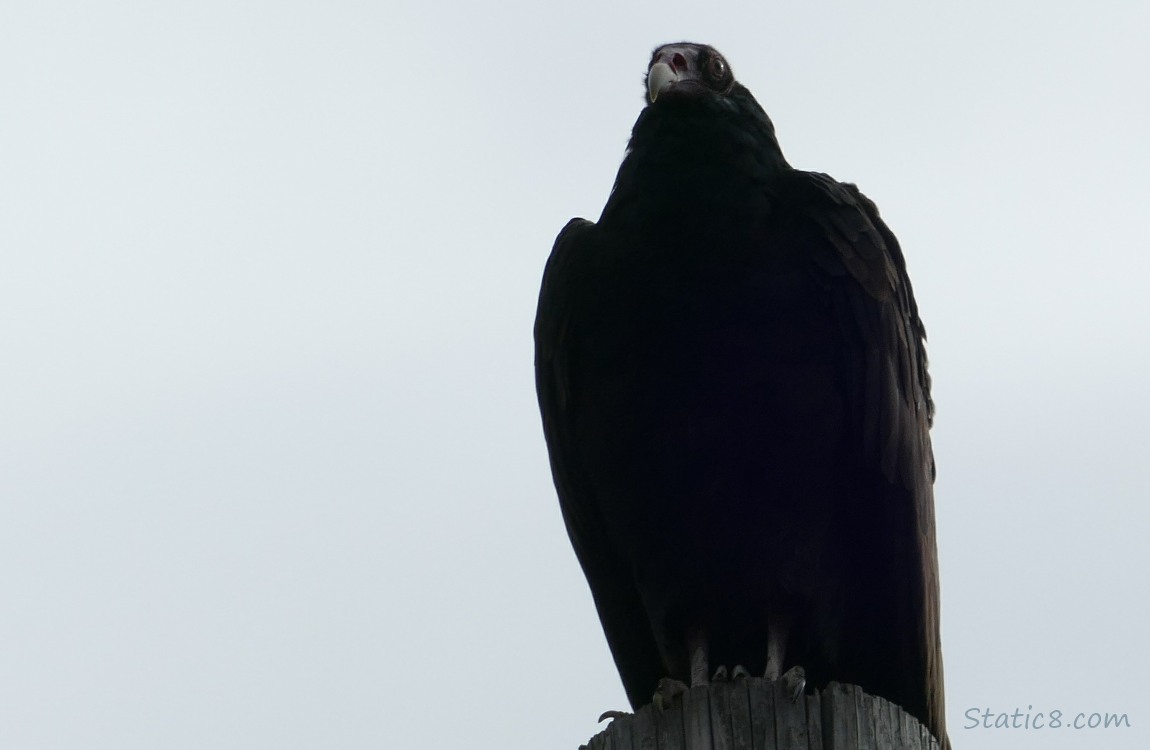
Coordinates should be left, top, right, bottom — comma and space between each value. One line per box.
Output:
2, 1, 1148, 748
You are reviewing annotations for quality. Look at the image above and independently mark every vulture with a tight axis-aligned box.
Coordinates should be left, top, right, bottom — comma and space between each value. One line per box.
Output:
534, 43, 948, 748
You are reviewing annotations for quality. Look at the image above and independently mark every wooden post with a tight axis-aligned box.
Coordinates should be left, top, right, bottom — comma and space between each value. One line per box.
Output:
579, 680, 941, 750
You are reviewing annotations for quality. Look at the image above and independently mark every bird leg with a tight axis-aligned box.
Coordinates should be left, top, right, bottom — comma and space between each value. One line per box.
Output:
653, 624, 710, 709
687, 623, 709, 687
763, 612, 790, 681
763, 612, 806, 702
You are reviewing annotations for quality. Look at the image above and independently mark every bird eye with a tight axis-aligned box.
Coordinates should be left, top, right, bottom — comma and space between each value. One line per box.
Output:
707, 55, 727, 81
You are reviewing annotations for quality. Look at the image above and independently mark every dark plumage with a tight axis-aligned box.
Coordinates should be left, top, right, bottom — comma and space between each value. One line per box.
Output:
535, 43, 947, 748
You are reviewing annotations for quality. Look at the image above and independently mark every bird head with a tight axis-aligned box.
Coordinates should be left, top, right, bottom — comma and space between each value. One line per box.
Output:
646, 43, 736, 104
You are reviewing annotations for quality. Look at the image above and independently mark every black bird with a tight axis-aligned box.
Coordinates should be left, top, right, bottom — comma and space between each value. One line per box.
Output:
535, 43, 947, 748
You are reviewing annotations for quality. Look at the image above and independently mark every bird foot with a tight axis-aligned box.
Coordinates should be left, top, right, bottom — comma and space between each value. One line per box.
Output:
598, 709, 631, 723
710, 664, 751, 682
779, 665, 806, 703
652, 677, 689, 710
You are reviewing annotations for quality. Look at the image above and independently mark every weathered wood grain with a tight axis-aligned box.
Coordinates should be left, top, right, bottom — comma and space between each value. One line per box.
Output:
580, 681, 938, 750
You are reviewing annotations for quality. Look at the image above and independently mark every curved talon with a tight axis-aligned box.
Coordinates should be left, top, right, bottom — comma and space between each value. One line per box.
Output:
732, 664, 751, 679
780, 665, 807, 703
711, 665, 729, 682
653, 677, 689, 710
598, 710, 631, 723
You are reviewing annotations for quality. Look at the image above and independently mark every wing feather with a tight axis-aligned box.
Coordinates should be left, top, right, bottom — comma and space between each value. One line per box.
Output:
799, 172, 945, 745
534, 218, 665, 709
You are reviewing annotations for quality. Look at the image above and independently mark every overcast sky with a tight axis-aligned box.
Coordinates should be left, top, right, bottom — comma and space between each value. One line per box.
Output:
2, 1, 1148, 748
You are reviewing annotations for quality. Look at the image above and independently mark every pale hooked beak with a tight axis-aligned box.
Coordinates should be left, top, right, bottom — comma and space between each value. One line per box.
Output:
647, 61, 677, 103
